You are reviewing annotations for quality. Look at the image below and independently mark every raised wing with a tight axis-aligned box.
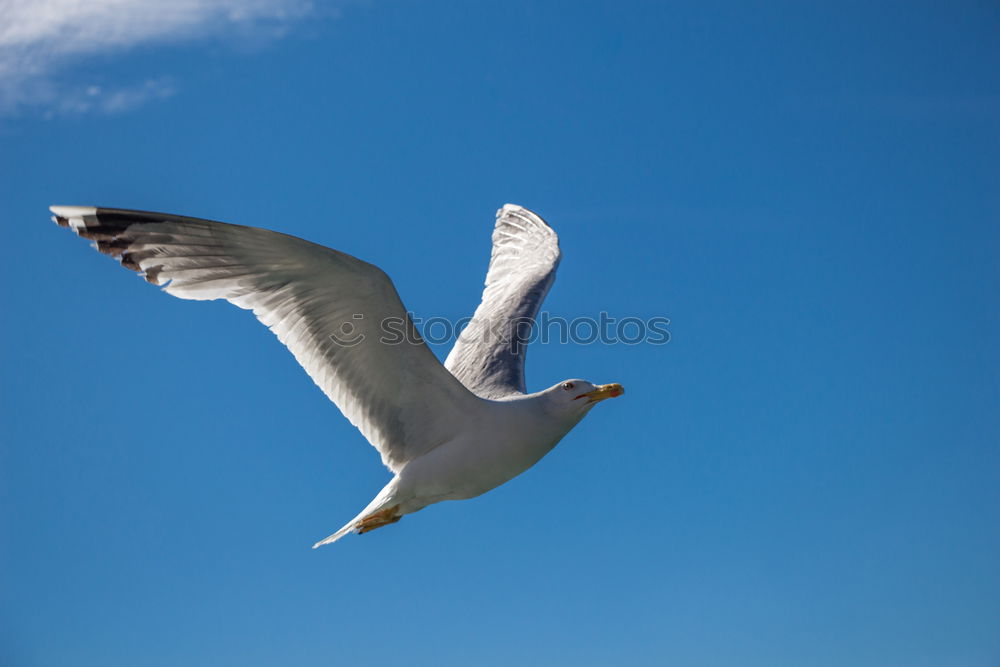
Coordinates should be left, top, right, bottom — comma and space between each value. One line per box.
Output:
51, 206, 483, 473
444, 205, 561, 399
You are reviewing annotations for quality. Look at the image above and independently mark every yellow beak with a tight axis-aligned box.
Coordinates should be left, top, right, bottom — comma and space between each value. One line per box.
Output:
577, 383, 625, 403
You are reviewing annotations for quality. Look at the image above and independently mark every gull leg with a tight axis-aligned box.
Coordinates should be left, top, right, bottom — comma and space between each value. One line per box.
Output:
356, 504, 402, 534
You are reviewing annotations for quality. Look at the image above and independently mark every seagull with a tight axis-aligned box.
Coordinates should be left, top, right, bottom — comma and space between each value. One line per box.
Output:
51, 204, 624, 547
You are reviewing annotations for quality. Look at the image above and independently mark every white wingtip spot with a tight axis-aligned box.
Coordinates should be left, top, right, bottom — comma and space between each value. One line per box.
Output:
50, 205, 97, 218
50, 206, 97, 233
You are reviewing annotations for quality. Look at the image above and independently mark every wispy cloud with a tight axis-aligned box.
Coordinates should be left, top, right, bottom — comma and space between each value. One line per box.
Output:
0, 0, 312, 116
43, 76, 178, 117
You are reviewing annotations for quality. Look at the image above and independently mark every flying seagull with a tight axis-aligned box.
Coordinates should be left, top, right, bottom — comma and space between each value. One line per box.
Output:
51, 204, 624, 547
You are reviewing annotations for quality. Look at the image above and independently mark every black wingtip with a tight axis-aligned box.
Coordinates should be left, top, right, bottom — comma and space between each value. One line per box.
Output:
120, 253, 141, 272
95, 238, 130, 257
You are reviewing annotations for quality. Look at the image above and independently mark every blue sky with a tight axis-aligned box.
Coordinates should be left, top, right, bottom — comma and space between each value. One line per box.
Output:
2, 1, 998, 665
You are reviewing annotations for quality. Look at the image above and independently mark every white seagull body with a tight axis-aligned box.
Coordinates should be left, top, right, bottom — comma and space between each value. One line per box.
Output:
51, 204, 624, 547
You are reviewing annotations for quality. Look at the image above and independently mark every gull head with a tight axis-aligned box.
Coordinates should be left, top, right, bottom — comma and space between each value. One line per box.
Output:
542, 379, 625, 419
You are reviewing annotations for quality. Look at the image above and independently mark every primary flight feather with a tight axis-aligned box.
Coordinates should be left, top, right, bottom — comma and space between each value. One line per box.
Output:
51, 204, 624, 546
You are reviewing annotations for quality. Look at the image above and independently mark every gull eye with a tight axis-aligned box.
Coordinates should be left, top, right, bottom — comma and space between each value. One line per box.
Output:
562, 382, 574, 391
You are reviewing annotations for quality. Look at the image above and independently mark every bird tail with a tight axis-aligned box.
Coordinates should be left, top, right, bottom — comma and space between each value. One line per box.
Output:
311, 479, 402, 549
311, 520, 358, 549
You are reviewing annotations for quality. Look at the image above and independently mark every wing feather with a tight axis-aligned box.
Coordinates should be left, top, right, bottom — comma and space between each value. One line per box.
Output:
444, 204, 561, 399
51, 205, 482, 473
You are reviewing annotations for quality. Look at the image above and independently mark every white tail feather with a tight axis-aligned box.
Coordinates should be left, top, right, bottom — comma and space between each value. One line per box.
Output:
311, 479, 400, 549
311, 520, 358, 549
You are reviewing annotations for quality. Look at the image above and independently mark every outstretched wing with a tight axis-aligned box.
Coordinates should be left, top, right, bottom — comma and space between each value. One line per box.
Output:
52, 205, 482, 473
444, 204, 561, 399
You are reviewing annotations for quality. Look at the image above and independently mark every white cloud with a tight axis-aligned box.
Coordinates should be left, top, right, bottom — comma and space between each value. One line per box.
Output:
42, 76, 178, 117
0, 0, 312, 116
